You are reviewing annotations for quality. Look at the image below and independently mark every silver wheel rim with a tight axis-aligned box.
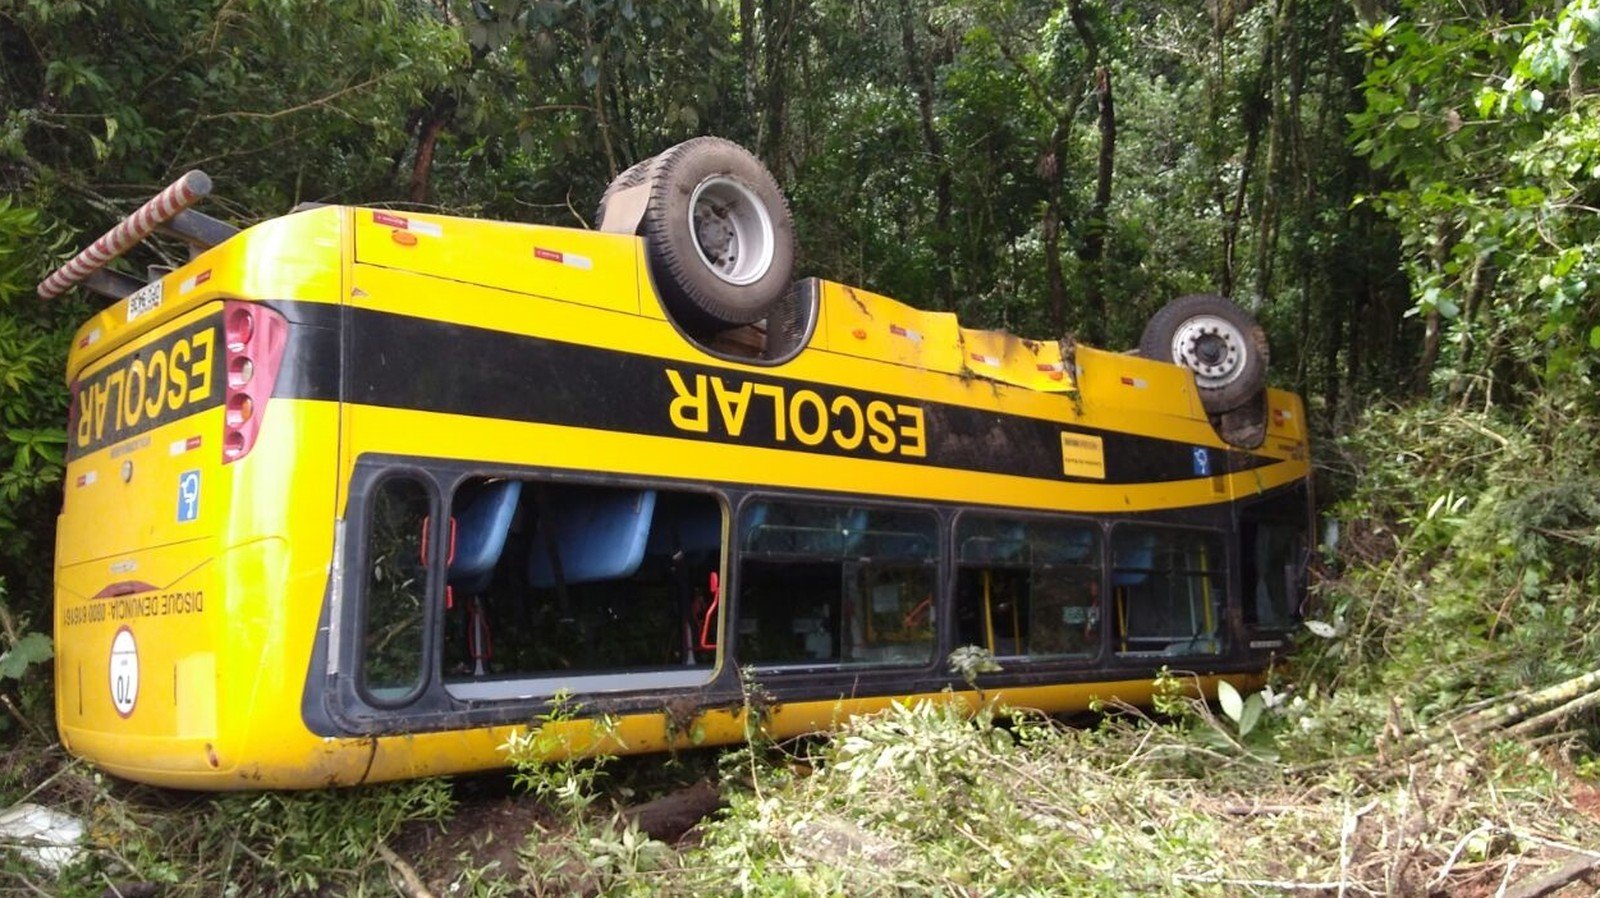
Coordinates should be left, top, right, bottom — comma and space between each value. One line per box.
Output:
1170, 314, 1249, 389
688, 175, 775, 286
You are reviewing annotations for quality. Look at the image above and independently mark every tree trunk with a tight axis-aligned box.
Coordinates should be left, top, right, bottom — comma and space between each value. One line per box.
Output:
408, 95, 455, 205
898, 0, 952, 306
759, 0, 802, 181
1043, 121, 1068, 334
741, 0, 758, 120
1077, 65, 1114, 343
1065, 0, 1103, 340
1222, 76, 1265, 301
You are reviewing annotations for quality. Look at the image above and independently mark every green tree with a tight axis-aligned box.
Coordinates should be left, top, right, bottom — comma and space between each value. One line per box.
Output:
1350, 0, 1600, 405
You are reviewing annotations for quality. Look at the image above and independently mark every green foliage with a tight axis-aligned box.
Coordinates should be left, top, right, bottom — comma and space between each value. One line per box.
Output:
1349, 0, 1600, 401
576, 693, 1599, 896
504, 690, 619, 817
1299, 399, 1600, 733
0, 199, 75, 596
221, 780, 455, 894
0, 632, 51, 682
2, 0, 464, 209
1214, 679, 1266, 738
8, 770, 455, 896
946, 644, 1002, 689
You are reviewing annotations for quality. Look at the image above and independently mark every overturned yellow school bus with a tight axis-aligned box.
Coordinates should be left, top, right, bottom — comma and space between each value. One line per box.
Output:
49, 138, 1310, 789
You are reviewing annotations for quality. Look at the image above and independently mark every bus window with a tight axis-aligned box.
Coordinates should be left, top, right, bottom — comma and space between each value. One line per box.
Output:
1240, 487, 1309, 631
954, 516, 1101, 659
1112, 527, 1225, 656
440, 479, 722, 697
738, 501, 937, 666
362, 477, 433, 702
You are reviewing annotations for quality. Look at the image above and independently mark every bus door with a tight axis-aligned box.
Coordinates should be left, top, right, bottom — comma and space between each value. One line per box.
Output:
1237, 485, 1311, 654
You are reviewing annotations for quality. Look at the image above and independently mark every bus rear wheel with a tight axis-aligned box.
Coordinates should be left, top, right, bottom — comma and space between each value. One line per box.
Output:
1139, 294, 1268, 414
605, 137, 796, 333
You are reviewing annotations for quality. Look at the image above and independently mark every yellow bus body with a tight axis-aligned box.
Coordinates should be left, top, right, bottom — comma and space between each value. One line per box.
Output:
56, 206, 1308, 789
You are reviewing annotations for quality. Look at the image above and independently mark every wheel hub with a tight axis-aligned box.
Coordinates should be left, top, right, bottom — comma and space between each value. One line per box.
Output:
1170, 314, 1248, 389
688, 176, 775, 286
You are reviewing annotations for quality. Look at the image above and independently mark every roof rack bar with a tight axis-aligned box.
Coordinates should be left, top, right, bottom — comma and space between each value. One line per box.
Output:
159, 208, 239, 255
37, 170, 213, 300
83, 269, 148, 300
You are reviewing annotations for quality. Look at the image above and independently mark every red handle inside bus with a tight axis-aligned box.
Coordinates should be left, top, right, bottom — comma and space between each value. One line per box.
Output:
418, 517, 458, 567
697, 571, 720, 651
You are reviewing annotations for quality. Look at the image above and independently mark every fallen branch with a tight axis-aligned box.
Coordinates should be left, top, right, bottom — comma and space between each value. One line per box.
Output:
376, 843, 436, 898
1442, 668, 1600, 743
621, 780, 723, 843
1500, 853, 1600, 898
1504, 687, 1600, 739
1172, 872, 1377, 893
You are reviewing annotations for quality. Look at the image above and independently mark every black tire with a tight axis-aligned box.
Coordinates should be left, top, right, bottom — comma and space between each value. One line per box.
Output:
595, 155, 655, 228
638, 137, 795, 330
1139, 294, 1268, 414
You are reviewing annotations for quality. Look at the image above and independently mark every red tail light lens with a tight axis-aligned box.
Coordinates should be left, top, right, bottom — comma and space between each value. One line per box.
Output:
221, 300, 288, 464
225, 307, 255, 348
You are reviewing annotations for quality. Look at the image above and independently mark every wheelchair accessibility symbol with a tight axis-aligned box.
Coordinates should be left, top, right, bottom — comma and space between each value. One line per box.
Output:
177, 470, 200, 522
1191, 447, 1212, 477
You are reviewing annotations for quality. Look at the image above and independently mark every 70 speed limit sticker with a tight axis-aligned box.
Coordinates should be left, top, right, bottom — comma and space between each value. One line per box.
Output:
109, 626, 139, 718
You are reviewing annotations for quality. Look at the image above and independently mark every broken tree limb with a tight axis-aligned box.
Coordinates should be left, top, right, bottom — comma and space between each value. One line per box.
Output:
376, 843, 436, 898
1504, 686, 1600, 739
1446, 668, 1600, 741
621, 780, 723, 843
1500, 853, 1600, 898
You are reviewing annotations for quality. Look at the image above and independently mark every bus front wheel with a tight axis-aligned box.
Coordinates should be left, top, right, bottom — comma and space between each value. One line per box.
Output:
1139, 294, 1269, 414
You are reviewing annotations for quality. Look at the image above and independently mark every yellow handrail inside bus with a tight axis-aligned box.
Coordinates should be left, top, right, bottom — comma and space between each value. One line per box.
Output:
982, 571, 996, 654
1010, 587, 1021, 652
1116, 587, 1127, 653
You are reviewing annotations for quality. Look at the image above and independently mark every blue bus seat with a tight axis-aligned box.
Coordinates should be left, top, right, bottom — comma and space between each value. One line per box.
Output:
1112, 532, 1156, 586
448, 480, 523, 593
645, 498, 722, 557
528, 489, 658, 587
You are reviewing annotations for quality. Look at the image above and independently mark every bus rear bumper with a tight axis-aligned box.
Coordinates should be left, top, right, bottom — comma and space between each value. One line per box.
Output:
58, 724, 375, 790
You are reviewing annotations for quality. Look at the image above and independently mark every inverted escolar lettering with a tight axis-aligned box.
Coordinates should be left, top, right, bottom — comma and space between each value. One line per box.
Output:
70, 317, 221, 459
667, 368, 927, 459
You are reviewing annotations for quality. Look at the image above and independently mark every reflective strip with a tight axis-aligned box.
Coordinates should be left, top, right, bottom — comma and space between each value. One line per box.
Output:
39, 172, 212, 300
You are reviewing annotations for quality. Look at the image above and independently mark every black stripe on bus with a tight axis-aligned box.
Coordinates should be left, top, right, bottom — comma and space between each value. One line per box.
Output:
271, 302, 1277, 485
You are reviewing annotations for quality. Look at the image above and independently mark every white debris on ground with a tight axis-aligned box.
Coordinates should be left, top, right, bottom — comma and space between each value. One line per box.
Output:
0, 802, 84, 873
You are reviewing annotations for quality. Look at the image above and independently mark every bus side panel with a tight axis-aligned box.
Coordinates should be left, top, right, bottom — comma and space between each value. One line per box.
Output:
224, 400, 346, 787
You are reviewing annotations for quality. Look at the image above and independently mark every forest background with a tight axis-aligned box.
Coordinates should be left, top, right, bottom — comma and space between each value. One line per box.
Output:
4, 0, 1600, 894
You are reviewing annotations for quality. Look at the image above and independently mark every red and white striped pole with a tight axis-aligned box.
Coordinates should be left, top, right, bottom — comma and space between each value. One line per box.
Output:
37, 170, 213, 300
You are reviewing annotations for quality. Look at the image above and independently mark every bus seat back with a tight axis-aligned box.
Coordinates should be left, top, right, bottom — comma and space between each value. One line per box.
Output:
528, 489, 658, 586
449, 480, 523, 590
1112, 532, 1156, 587
645, 498, 722, 558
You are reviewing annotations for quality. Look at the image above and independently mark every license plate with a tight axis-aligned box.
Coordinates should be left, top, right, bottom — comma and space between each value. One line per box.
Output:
126, 280, 164, 323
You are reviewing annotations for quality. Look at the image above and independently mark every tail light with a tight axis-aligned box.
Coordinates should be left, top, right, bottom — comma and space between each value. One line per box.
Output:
221, 300, 288, 464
